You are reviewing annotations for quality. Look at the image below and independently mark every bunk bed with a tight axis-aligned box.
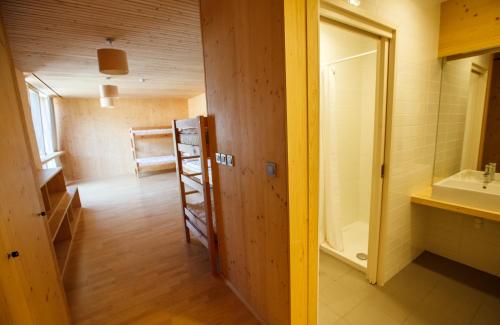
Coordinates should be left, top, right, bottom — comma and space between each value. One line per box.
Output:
172, 116, 218, 275
129, 126, 176, 177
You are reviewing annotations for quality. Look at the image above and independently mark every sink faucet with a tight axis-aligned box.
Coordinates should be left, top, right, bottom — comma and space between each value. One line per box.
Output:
484, 163, 496, 183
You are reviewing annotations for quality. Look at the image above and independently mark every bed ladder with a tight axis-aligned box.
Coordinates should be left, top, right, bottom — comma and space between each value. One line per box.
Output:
172, 116, 218, 275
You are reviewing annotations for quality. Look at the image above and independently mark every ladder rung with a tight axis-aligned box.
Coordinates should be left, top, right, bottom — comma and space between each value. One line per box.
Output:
183, 172, 201, 177
181, 174, 203, 192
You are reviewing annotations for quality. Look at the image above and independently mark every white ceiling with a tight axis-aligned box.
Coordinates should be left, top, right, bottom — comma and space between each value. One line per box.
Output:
0, 0, 205, 98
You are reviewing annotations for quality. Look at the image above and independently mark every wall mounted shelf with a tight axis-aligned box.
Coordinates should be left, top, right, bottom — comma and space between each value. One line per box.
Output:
411, 187, 500, 222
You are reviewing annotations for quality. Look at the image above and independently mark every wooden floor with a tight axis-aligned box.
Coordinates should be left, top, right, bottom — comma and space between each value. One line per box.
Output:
64, 172, 258, 324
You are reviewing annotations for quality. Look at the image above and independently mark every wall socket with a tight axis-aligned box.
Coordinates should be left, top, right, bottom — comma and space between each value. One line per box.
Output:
226, 155, 234, 167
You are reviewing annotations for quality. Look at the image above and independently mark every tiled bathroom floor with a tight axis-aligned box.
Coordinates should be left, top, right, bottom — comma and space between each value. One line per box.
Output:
319, 251, 500, 324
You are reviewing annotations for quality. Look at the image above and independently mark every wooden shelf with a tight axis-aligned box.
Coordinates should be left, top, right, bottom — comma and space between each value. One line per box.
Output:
36, 167, 63, 187
70, 207, 82, 235
34, 167, 83, 279
48, 193, 71, 240
411, 187, 500, 222
48, 191, 66, 212
54, 238, 71, 275
53, 214, 72, 275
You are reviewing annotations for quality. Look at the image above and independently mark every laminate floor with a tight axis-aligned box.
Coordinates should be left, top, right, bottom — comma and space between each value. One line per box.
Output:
64, 172, 258, 324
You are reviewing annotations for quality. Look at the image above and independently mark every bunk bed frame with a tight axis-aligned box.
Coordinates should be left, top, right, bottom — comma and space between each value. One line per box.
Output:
129, 126, 176, 177
172, 116, 218, 275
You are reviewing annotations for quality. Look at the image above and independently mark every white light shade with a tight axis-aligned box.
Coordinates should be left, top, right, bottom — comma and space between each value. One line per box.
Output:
99, 84, 119, 98
97, 48, 129, 75
100, 97, 115, 108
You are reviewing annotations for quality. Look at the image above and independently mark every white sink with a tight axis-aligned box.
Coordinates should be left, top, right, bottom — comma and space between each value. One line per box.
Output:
432, 169, 500, 212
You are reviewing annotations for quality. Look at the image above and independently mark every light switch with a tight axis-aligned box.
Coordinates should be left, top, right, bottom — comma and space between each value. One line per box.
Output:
215, 153, 221, 164
227, 155, 234, 167
220, 154, 227, 165
266, 162, 277, 177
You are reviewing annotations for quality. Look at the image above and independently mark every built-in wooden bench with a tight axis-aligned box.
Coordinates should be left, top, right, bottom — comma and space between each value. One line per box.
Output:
36, 167, 82, 278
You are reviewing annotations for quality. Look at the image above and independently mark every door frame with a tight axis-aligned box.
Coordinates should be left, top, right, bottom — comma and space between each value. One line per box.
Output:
462, 62, 488, 170
317, 1, 395, 285
477, 55, 495, 169
304, 2, 397, 322
285, 1, 396, 323
317, 12, 390, 284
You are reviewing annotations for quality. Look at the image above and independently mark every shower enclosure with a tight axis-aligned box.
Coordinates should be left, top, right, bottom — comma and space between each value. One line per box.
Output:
319, 17, 388, 276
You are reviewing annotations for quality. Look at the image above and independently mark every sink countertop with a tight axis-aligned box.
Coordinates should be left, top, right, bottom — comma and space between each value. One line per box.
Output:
411, 187, 500, 222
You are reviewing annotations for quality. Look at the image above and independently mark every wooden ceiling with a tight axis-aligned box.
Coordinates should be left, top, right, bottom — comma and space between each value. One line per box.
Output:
0, 0, 205, 98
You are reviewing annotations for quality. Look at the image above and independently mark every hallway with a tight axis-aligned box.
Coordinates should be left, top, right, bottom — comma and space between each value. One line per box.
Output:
64, 172, 257, 324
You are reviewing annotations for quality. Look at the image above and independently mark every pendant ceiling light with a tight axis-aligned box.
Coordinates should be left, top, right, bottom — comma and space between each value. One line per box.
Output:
100, 97, 115, 108
97, 38, 129, 75
99, 84, 119, 98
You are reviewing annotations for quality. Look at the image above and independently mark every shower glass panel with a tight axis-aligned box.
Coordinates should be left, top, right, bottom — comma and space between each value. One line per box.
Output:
319, 20, 378, 270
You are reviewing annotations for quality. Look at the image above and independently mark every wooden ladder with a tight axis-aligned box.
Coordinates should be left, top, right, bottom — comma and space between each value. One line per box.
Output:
172, 116, 218, 275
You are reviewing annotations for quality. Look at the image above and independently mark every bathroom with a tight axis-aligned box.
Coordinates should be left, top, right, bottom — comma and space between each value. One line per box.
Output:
317, 1, 500, 324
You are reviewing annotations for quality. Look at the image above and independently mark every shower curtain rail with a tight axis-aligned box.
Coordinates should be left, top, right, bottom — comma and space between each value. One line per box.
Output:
321, 49, 377, 67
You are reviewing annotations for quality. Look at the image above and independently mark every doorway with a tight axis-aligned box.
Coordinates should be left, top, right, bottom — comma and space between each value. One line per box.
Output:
461, 64, 488, 170
317, 8, 391, 284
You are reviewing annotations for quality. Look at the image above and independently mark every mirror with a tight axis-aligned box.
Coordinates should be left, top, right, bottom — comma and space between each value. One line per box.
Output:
433, 52, 499, 183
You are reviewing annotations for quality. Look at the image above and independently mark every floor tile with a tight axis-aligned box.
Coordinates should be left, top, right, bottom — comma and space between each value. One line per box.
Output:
319, 252, 500, 325
318, 301, 341, 324
344, 299, 401, 325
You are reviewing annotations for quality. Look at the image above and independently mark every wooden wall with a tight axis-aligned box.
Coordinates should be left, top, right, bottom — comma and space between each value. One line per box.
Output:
482, 55, 500, 166
199, 0, 291, 323
187, 93, 207, 117
54, 97, 188, 181
0, 14, 70, 323
439, 0, 500, 57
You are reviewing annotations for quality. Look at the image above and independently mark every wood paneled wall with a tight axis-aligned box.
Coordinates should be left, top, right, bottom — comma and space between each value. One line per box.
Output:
439, 0, 500, 57
54, 97, 188, 181
0, 14, 70, 324
200, 0, 291, 323
187, 93, 207, 117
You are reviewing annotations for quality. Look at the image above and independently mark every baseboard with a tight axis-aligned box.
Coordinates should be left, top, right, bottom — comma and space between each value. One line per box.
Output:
222, 277, 265, 324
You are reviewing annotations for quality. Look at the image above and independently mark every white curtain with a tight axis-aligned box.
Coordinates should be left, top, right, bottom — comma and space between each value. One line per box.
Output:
319, 65, 344, 252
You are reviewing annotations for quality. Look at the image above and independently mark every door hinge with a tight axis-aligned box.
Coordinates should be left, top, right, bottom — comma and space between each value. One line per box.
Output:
381, 164, 385, 178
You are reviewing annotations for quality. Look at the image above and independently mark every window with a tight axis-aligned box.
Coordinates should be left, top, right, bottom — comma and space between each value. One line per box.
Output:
27, 86, 57, 168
